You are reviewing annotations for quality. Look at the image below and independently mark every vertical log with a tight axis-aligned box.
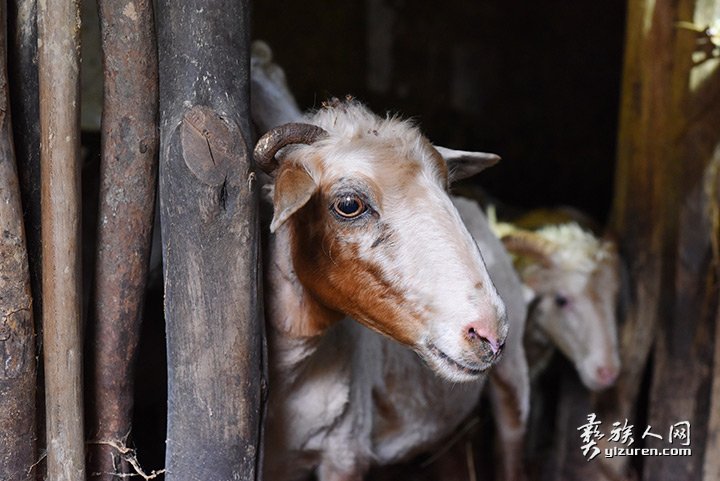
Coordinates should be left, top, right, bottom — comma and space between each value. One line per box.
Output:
86, 0, 159, 479
606, 0, 677, 428
641, 7, 720, 474
37, 0, 85, 479
7, 0, 41, 319
540, 370, 597, 481
157, 1, 265, 480
703, 304, 720, 481
598, 0, 720, 480
0, 6, 37, 480
7, 3, 44, 467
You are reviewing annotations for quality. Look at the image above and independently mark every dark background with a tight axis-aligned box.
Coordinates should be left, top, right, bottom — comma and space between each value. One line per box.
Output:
252, 0, 627, 223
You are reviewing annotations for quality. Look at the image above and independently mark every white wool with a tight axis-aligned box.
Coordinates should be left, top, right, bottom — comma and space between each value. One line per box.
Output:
306, 99, 418, 146
298, 99, 446, 182
486, 204, 610, 275
536, 223, 610, 273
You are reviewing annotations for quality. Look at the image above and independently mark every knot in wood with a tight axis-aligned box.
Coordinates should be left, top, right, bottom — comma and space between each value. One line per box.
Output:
180, 105, 244, 186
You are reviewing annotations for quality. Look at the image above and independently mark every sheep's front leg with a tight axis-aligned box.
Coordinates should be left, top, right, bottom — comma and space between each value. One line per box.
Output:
489, 328, 530, 481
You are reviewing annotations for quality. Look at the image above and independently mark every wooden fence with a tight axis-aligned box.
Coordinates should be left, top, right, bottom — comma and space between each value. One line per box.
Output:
2, 0, 263, 480
1, 0, 719, 480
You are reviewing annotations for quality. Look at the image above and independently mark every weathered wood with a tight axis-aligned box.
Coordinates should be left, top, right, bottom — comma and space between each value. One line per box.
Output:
0, 6, 37, 479
86, 1, 159, 479
640, 62, 720, 478
7, 4, 44, 464
704, 303, 720, 481
37, 0, 85, 479
542, 370, 604, 481
587, 1, 720, 480
603, 0, 676, 447
157, 1, 265, 480
7, 0, 41, 321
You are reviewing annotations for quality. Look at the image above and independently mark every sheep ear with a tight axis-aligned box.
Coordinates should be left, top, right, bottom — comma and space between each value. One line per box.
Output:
436, 146, 501, 183
270, 165, 317, 233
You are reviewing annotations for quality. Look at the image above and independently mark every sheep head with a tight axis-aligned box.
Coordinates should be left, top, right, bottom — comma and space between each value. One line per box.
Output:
256, 100, 508, 382
502, 225, 621, 391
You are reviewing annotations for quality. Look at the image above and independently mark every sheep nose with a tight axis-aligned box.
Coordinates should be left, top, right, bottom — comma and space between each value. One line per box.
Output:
464, 323, 505, 363
596, 366, 619, 387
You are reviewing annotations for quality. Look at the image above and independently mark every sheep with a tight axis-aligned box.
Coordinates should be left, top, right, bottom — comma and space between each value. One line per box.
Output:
485, 206, 622, 391
256, 97, 505, 480
251, 42, 529, 480
251, 42, 530, 479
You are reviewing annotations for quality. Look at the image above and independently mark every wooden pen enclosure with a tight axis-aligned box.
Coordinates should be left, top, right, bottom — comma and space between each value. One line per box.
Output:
1, 0, 719, 480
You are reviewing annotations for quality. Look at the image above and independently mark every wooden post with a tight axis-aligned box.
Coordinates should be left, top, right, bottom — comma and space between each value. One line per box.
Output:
7, 4, 44, 464
37, 0, 85, 479
157, 0, 265, 480
590, 0, 720, 480
7, 0, 41, 320
704, 304, 720, 480
86, 0, 159, 479
0, 6, 37, 479
638, 1, 720, 474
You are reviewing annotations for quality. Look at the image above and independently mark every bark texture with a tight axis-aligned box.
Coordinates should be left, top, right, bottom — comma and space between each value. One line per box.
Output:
0, 5, 37, 479
37, 0, 85, 479
157, 1, 265, 480
86, 0, 159, 479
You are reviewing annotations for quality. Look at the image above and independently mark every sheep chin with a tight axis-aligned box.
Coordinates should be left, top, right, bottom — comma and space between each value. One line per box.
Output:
417, 342, 490, 383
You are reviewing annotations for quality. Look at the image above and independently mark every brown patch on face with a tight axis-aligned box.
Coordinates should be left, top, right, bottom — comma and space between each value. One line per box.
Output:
287, 190, 426, 346
289, 290, 345, 338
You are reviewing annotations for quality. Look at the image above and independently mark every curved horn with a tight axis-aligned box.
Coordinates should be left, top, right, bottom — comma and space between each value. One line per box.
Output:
254, 123, 328, 174
501, 231, 556, 268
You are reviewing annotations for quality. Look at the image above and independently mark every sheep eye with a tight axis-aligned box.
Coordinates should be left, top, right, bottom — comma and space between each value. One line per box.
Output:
333, 195, 366, 218
554, 295, 569, 307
